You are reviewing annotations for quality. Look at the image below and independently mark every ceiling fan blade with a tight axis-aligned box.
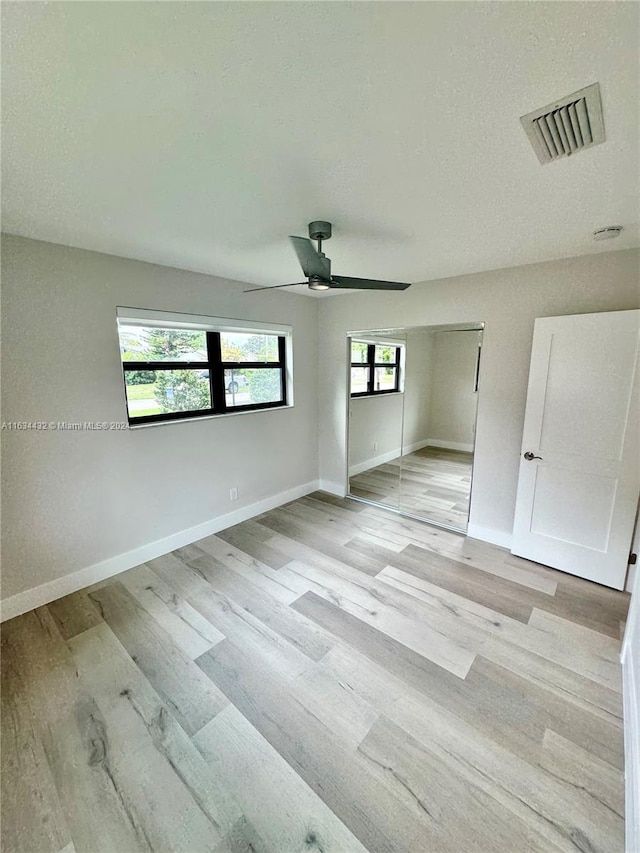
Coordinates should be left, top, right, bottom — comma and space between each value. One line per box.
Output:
330, 275, 411, 291
244, 282, 307, 293
289, 236, 331, 280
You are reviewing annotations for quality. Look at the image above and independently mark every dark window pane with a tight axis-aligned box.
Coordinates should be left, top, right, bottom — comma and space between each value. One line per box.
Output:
374, 366, 396, 391
351, 367, 369, 394
351, 342, 368, 364
225, 369, 282, 406
125, 369, 211, 418
119, 326, 207, 362
221, 332, 279, 362
374, 345, 396, 364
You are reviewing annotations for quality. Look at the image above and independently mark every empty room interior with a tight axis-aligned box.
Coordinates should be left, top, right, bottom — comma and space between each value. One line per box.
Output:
2, 3, 640, 852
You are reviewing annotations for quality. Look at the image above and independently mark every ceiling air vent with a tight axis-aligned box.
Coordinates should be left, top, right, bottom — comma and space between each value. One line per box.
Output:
520, 83, 605, 165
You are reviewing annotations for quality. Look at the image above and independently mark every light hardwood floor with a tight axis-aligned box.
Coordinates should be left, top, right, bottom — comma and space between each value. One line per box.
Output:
1, 492, 629, 853
349, 446, 473, 530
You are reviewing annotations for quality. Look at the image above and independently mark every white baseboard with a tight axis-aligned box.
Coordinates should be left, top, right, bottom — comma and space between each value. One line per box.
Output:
349, 447, 401, 477
623, 640, 639, 853
466, 522, 513, 550
427, 438, 474, 453
622, 567, 640, 853
0, 479, 320, 622
403, 438, 432, 455
348, 439, 433, 477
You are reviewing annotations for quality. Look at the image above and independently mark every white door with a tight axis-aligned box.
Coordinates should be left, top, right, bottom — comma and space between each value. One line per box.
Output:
512, 310, 640, 590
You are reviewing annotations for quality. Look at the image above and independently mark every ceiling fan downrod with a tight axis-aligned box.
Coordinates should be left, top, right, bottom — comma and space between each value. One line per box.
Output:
308, 220, 332, 257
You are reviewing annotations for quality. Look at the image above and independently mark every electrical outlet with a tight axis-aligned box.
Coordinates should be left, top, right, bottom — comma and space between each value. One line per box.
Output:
229, 487, 238, 501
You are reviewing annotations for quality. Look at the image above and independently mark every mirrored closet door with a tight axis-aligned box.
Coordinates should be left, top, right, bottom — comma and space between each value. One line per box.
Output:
347, 332, 406, 510
347, 323, 483, 533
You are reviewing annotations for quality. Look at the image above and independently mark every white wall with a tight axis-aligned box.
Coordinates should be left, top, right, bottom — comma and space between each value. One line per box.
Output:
427, 330, 480, 451
1, 235, 319, 604
622, 519, 640, 853
318, 249, 640, 541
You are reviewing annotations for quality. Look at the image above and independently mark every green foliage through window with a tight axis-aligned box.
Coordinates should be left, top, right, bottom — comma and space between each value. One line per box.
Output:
118, 323, 287, 424
350, 340, 402, 396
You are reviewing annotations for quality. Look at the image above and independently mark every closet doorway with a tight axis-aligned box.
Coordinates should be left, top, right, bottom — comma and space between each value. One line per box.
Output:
347, 323, 483, 533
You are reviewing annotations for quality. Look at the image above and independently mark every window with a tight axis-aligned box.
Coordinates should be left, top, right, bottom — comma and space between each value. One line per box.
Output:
350, 340, 402, 397
118, 313, 289, 425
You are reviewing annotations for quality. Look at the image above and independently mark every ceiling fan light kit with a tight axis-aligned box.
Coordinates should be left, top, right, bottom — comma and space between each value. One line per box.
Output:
244, 221, 412, 294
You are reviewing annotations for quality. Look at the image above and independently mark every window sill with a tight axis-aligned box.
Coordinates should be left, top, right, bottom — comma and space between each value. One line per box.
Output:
128, 402, 293, 429
350, 391, 404, 400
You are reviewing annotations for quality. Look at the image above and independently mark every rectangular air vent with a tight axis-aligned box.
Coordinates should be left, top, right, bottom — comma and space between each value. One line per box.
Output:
520, 83, 605, 165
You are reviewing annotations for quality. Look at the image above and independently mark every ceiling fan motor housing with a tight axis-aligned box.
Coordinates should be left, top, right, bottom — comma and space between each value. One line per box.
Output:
308, 221, 332, 241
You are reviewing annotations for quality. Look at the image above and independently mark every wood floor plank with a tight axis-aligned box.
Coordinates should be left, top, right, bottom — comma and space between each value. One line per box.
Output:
288, 659, 380, 749
212, 817, 269, 853
347, 536, 544, 622
298, 495, 382, 530
377, 564, 533, 627
46, 591, 103, 640
358, 716, 559, 853
402, 540, 558, 595
147, 552, 315, 683
89, 583, 228, 735
275, 501, 359, 545
389, 694, 623, 853
285, 561, 477, 678
523, 609, 623, 691
378, 542, 627, 642
256, 509, 387, 576
354, 508, 559, 593
1, 625, 71, 853
293, 591, 623, 769
291, 591, 468, 694
538, 729, 624, 819
195, 704, 368, 852
505, 555, 629, 639
287, 558, 501, 658
1, 609, 152, 853
196, 639, 433, 853
68, 622, 240, 850
3, 490, 627, 853
213, 525, 291, 569
119, 563, 224, 658
254, 528, 382, 584
464, 655, 623, 771
310, 491, 367, 513
481, 635, 624, 728
170, 543, 334, 662
196, 534, 302, 605
375, 566, 623, 766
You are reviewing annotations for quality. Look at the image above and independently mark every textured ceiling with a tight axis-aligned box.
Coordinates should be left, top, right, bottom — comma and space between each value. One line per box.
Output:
2, 1, 638, 297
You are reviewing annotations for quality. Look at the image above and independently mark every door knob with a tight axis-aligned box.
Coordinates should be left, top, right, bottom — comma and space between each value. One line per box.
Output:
523, 451, 543, 461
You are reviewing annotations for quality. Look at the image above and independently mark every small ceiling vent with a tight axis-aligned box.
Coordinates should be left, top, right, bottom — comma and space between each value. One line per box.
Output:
520, 83, 605, 165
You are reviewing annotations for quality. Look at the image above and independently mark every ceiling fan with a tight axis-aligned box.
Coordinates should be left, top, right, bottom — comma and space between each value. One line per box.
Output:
244, 221, 411, 293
